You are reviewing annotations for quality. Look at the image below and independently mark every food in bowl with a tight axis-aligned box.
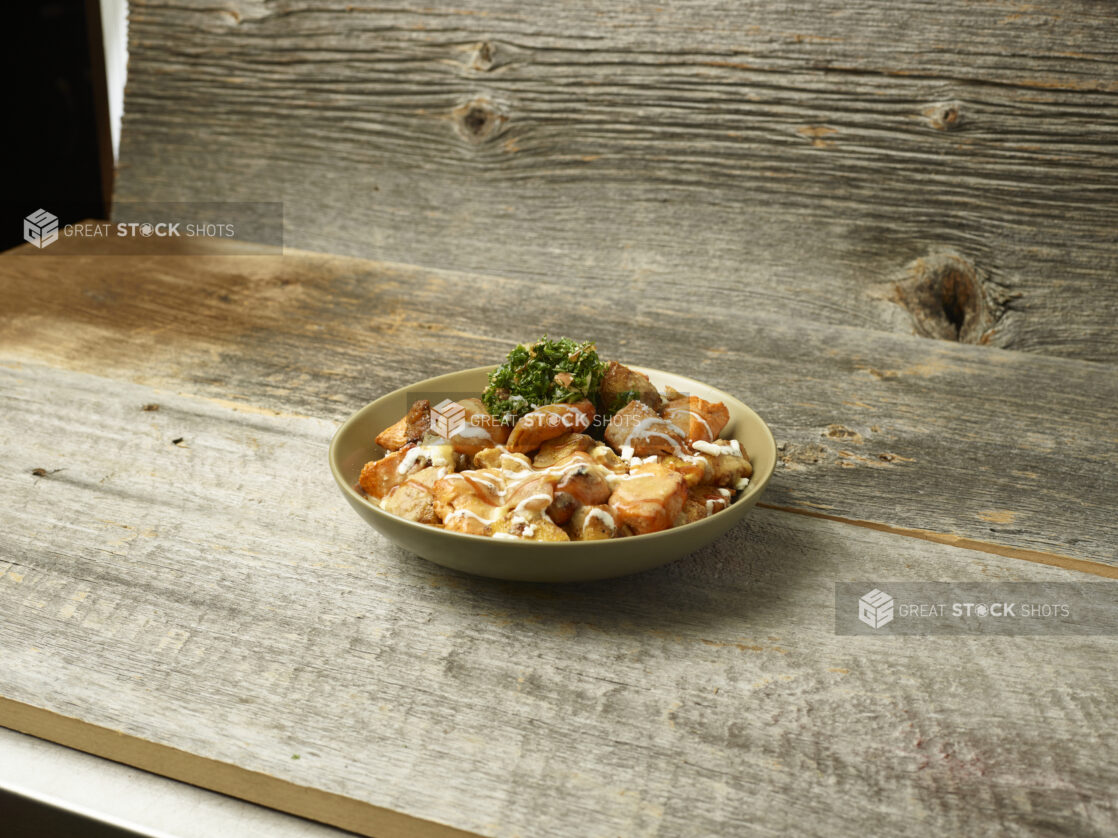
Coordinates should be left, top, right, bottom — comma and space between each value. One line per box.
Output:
357, 337, 753, 541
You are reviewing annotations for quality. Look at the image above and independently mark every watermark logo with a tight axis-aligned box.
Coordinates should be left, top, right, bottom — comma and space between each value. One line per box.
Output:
431, 399, 466, 438
858, 588, 894, 629
23, 208, 59, 249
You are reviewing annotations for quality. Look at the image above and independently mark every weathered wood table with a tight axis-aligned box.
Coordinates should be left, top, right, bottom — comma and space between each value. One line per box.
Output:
1, 234, 1116, 837
5, 0, 1118, 833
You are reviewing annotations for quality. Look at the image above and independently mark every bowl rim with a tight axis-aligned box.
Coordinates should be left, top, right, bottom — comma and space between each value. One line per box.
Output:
328, 364, 777, 547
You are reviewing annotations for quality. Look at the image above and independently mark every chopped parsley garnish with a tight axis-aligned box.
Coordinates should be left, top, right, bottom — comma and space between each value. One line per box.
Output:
483, 337, 607, 421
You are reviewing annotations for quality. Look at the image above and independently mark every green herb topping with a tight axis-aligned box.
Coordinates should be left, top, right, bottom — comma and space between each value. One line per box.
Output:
483, 337, 607, 421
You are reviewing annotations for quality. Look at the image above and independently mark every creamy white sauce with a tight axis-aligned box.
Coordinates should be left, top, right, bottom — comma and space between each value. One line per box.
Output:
735, 477, 751, 491
584, 507, 616, 532
691, 439, 735, 457
454, 424, 493, 440
445, 508, 497, 525
512, 493, 552, 515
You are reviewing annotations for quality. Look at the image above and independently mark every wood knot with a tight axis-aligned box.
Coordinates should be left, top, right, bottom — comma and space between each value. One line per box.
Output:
924, 101, 964, 131
453, 97, 508, 144
892, 252, 999, 344
471, 41, 496, 72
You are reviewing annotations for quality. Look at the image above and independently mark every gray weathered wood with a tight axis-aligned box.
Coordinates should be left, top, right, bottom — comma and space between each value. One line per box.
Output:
115, 0, 1118, 360
2, 240, 1116, 567
2, 360, 1116, 837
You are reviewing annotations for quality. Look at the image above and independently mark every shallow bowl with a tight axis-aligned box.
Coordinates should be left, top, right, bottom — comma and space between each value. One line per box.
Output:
329, 366, 776, 582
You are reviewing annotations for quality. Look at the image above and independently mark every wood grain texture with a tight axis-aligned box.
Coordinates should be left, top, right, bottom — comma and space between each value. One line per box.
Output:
2, 241, 1116, 566
114, 0, 1118, 360
2, 360, 1116, 838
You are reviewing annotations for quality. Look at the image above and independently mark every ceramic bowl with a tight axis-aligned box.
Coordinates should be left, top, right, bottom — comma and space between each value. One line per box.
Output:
329, 366, 776, 582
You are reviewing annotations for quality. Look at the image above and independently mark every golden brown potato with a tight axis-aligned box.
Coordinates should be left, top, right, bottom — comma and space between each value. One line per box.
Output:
660, 454, 710, 487
605, 400, 687, 457
448, 398, 511, 456
459, 468, 508, 506
693, 447, 753, 487
359, 445, 424, 499
661, 395, 730, 443
506, 400, 595, 454
682, 485, 732, 523
608, 464, 687, 534
588, 444, 629, 474
491, 512, 570, 542
532, 432, 595, 469
600, 361, 662, 412
374, 400, 431, 451
565, 504, 618, 541
503, 473, 555, 514
433, 473, 500, 535
381, 482, 437, 524
546, 491, 580, 525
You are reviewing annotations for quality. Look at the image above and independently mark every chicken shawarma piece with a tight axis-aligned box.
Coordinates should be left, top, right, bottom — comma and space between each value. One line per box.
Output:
506, 400, 595, 454
605, 400, 688, 457
446, 398, 511, 456
599, 361, 662, 412
374, 399, 431, 451
661, 395, 730, 444
359, 444, 418, 499
608, 463, 688, 535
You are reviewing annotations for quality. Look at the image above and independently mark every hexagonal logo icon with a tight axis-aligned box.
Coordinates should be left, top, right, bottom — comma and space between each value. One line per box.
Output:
24, 209, 60, 249
430, 399, 466, 438
858, 588, 894, 629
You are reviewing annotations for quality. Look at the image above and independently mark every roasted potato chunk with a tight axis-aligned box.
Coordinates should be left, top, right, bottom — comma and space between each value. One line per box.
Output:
492, 512, 570, 542
660, 454, 710, 487
565, 504, 618, 541
381, 482, 437, 524
554, 460, 612, 506
661, 395, 730, 443
605, 400, 687, 457
588, 443, 629, 474
692, 444, 753, 488
608, 463, 687, 535
532, 432, 595, 469
375, 399, 431, 451
506, 400, 595, 454
682, 485, 732, 523
600, 361, 662, 412
448, 397, 511, 456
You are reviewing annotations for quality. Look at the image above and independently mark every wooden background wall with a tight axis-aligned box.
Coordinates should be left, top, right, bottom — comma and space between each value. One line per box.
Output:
116, 0, 1118, 361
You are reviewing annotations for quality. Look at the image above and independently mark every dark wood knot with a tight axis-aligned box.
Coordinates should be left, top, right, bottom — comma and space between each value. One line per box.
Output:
892, 252, 999, 344
925, 101, 964, 131
453, 98, 508, 144
471, 41, 496, 72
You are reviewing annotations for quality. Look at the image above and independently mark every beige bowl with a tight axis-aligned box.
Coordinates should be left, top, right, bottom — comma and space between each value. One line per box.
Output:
329, 366, 776, 582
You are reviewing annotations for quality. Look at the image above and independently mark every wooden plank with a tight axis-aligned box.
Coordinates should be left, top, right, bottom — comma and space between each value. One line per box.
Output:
1, 360, 1116, 837
114, 0, 1118, 360
1, 242, 1116, 566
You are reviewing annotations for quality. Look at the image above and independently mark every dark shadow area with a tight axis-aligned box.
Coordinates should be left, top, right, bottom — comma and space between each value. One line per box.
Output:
1, 0, 111, 253
0, 788, 146, 838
